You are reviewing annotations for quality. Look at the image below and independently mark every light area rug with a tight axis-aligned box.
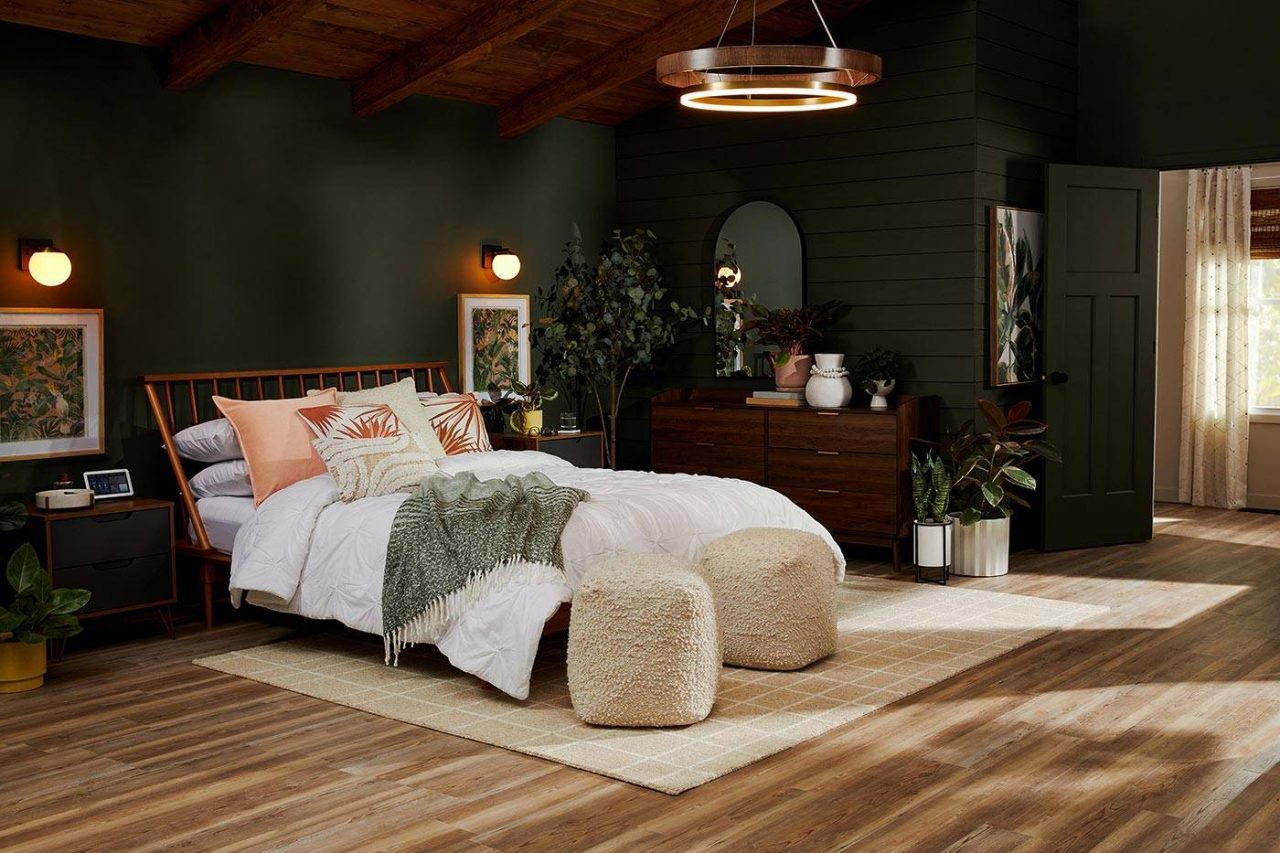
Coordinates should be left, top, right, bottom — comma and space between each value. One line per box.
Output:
195, 577, 1106, 794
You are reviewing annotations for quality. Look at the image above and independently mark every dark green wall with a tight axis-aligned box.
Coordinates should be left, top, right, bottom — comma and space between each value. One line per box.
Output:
0, 23, 615, 497
1078, 0, 1280, 168
615, 0, 1076, 467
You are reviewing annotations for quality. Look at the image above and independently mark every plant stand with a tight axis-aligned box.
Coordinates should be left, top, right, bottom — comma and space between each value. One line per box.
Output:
912, 519, 952, 585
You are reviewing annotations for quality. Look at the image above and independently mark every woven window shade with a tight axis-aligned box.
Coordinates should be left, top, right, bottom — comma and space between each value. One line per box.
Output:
1251, 188, 1280, 259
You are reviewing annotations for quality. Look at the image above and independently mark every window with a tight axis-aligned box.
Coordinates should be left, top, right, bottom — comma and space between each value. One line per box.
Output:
1249, 260, 1280, 411
1249, 188, 1280, 413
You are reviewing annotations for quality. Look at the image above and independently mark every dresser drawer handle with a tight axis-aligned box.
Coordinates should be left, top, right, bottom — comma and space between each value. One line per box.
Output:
817, 488, 841, 495
816, 411, 839, 417
816, 450, 839, 456
694, 406, 716, 412
696, 441, 715, 447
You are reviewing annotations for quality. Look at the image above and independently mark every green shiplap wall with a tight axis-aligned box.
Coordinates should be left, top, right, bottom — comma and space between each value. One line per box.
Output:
0, 23, 615, 497
616, 0, 1077, 468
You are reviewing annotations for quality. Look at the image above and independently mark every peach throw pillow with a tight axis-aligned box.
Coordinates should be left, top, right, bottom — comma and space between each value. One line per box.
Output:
214, 389, 338, 506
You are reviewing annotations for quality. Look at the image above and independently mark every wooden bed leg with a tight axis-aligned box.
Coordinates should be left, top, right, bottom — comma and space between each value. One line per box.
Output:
477, 678, 493, 691
200, 560, 217, 630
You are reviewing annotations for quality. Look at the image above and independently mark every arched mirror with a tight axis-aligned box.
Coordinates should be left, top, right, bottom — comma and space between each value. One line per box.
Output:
713, 201, 805, 377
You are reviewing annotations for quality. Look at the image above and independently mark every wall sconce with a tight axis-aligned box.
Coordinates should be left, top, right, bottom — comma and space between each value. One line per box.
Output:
481, 244, 521, 281
19, 239, 72, 287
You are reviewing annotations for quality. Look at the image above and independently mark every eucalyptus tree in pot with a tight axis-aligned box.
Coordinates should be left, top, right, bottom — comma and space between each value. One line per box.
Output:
943, 400, 1060, 577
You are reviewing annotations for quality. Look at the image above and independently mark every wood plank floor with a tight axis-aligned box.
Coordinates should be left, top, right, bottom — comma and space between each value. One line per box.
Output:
2, 504, 1277, 851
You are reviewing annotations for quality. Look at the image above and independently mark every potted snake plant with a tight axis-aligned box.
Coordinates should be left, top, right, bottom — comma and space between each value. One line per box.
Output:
910, 450, 953, 581
0, 502, 91, 693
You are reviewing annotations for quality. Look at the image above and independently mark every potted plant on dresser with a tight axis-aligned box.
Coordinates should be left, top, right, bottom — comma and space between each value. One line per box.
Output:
744, 300, 844, 392
0, 502, 91, 692
910, 450, 954, 584
945, 401, 1059, 577
851, 345, 900, 408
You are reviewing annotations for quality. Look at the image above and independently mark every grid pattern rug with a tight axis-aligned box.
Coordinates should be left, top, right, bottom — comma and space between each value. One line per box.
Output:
195, 577, 1106, 794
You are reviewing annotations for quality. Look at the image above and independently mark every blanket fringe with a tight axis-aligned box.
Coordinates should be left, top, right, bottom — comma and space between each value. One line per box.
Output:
384, 557, 565, 666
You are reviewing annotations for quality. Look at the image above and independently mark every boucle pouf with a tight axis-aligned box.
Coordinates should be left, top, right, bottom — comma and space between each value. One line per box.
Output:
568, 554, 720, 727
699, 527, 838, 670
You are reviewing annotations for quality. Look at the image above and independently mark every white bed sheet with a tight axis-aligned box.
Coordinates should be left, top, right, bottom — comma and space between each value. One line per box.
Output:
195, 496, 257, 554
230, 450, 844, 698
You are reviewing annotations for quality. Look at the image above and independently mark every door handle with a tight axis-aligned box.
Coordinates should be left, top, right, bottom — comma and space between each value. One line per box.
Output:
1049, 371, 1069, 385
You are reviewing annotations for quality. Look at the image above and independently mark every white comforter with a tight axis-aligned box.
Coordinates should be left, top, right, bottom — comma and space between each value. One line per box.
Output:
230, 450, 844, 698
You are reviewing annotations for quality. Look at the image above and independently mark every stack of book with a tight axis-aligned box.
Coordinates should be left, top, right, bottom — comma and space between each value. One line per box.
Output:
745, 390, 806, 408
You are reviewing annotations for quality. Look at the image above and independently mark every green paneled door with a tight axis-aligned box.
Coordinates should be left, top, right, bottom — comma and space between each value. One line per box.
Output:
1043, 165, 1160, 550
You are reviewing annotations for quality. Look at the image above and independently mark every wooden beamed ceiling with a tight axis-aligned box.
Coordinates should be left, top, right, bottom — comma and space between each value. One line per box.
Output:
1, 0, 875, 132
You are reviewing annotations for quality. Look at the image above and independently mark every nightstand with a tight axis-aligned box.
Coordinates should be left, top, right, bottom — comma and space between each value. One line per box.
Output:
25, 498, 177, 638
489, 430, 605, 468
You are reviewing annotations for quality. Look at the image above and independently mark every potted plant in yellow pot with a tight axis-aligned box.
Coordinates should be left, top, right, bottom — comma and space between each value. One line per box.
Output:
0, 502, 91, 693
506, 379, 559, 435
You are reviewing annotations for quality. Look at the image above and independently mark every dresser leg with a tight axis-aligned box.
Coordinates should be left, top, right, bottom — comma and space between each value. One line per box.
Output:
891, 539, 902, 573
157, 606, 176, 640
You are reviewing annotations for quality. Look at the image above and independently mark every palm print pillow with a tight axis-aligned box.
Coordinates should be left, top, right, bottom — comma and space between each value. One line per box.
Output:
418, 394, 492, 455
297, 403, 403, 440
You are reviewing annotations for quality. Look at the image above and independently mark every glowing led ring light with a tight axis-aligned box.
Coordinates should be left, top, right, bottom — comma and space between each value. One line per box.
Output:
680, 81, 858, 113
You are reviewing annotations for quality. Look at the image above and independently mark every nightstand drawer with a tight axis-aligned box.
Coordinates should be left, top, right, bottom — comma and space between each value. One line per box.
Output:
56, 554, 175, 615
48, 507, 170, 569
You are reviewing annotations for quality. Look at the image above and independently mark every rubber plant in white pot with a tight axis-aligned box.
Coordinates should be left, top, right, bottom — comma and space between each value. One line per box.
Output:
910, 450, 953, 583
945, 400, 1059, 577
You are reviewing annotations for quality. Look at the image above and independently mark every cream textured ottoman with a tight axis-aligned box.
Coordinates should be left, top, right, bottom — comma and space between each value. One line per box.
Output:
699, 527, 838, 670
568, 554, 720, 727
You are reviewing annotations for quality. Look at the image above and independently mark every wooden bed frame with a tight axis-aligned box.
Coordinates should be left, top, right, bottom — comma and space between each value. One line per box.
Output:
141, 361, 455, 628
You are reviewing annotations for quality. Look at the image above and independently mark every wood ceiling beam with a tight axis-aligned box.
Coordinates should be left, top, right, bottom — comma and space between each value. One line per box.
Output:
497, 0, 794, 138
164, 0, 322, 90
351, 0, 586, 118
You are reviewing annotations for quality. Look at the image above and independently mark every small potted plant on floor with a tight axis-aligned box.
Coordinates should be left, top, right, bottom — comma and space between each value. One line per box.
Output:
505, 379, 559, 435
0, 501, 91, 693
910, 450, 954, 584
944, 400, 1060, 577
744, 300, 845, 392
851, 345, 900, 408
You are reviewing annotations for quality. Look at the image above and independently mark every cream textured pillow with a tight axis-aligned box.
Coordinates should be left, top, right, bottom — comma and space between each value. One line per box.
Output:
311, 433, 439, 502
214, 390, 338, 506
309, 378, 446, 458
419, 393, 493, 455
297, 403, 402, 440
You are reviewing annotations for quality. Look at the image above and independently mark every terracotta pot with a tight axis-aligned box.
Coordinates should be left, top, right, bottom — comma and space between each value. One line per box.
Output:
0, 641, 47, 693
770, 353, 813, 392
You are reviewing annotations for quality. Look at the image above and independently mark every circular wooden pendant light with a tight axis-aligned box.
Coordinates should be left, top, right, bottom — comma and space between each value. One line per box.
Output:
657, 1, 882, 113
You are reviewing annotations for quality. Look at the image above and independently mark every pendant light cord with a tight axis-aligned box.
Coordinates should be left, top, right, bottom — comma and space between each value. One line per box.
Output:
810, 0, 839, 48
714, 0, 741, 47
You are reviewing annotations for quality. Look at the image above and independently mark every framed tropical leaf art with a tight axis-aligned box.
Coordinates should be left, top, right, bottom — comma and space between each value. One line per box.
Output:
988, 206, 1045, 387
457, 293, 530, 396
0, 308, 104, 461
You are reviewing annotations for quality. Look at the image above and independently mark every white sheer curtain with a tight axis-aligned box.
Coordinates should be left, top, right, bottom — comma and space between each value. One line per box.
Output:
1179, 166, 1251, 508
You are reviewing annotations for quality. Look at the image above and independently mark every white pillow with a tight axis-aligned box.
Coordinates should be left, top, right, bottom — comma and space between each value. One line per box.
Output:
190, 459, 253, 499
173, 418, 242, 463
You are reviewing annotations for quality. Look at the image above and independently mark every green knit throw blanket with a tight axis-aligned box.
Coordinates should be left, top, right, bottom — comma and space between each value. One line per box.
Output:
382, 471, 588, 664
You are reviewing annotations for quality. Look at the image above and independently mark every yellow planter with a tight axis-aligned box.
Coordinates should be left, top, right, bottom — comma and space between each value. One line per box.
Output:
507, 408, 543, 436
0, 641, 47, 693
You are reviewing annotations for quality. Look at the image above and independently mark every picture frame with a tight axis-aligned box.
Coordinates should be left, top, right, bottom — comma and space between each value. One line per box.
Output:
456, 293, 530, 397
988, 205, 1045, 387
0, 307, 105, 461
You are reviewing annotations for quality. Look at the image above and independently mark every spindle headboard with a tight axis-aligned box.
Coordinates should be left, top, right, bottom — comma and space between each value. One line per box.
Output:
140, 361, 454, 555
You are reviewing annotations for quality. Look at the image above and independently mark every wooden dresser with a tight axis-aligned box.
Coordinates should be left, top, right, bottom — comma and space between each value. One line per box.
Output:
651, 389, 939, 569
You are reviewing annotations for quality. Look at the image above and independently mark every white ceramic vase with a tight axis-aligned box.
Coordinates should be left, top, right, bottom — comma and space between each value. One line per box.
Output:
912, 519, 953, 568
951, 516, 1011, 577
869, 378, 896, 409
804, 353, 853, 409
